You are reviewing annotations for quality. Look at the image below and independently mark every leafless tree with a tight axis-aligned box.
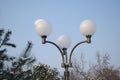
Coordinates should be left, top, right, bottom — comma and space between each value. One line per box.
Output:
90, 52, 120, 80
69, 53, 91, 80
68, 52, 120, 80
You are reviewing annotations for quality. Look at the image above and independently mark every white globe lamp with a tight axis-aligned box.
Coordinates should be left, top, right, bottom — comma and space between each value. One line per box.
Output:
35, 19, 52, 37
80, 20, 96, 36
57, 35, 71, 49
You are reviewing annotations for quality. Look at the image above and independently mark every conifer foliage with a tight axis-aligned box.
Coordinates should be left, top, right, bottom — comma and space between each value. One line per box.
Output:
31, 63, 60, 80
0, 29, 35, 80
0, 29, 60, 80
11, 41, 36, 80
0, 29, 16, 79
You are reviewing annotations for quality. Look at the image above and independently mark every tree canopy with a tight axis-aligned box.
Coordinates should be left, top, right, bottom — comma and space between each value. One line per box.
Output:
0, 29, 60, 80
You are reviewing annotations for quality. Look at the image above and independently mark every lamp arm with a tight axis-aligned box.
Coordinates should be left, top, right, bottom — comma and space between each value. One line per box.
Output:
45, 40, 65, 64
69, 40, 88, 67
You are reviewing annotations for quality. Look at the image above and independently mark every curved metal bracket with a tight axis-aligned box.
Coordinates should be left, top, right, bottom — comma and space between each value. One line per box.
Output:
45, 41, 65, 67
41, 35, 92, 68
69, 40, 88, 67
40, 35, 92, 80
69, 35, 91, 67
41, 36, 65, 66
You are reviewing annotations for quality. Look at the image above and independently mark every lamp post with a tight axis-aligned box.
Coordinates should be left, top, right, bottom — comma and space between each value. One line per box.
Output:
35, 19, 96, 80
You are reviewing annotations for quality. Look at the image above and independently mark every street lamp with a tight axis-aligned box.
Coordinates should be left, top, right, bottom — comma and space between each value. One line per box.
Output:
35, 19, 96, 80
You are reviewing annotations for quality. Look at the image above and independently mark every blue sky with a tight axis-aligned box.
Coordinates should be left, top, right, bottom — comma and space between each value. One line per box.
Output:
0, 0, 120, 71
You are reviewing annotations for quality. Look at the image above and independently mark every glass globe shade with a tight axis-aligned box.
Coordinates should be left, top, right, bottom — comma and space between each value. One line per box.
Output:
57, 35, 71, 49
35, 19, 52, 36
80, 20, 96, 36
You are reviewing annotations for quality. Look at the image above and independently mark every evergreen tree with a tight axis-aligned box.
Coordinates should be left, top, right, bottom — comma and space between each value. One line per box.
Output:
11, 41, 36, 80
0, 29, 16, 79
0, 29, 60, 80
0, 29, 36, 80
30, 63, 60, 80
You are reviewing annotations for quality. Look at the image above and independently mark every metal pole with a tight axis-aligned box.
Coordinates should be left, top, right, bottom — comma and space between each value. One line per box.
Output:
64, 64, 69, 80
